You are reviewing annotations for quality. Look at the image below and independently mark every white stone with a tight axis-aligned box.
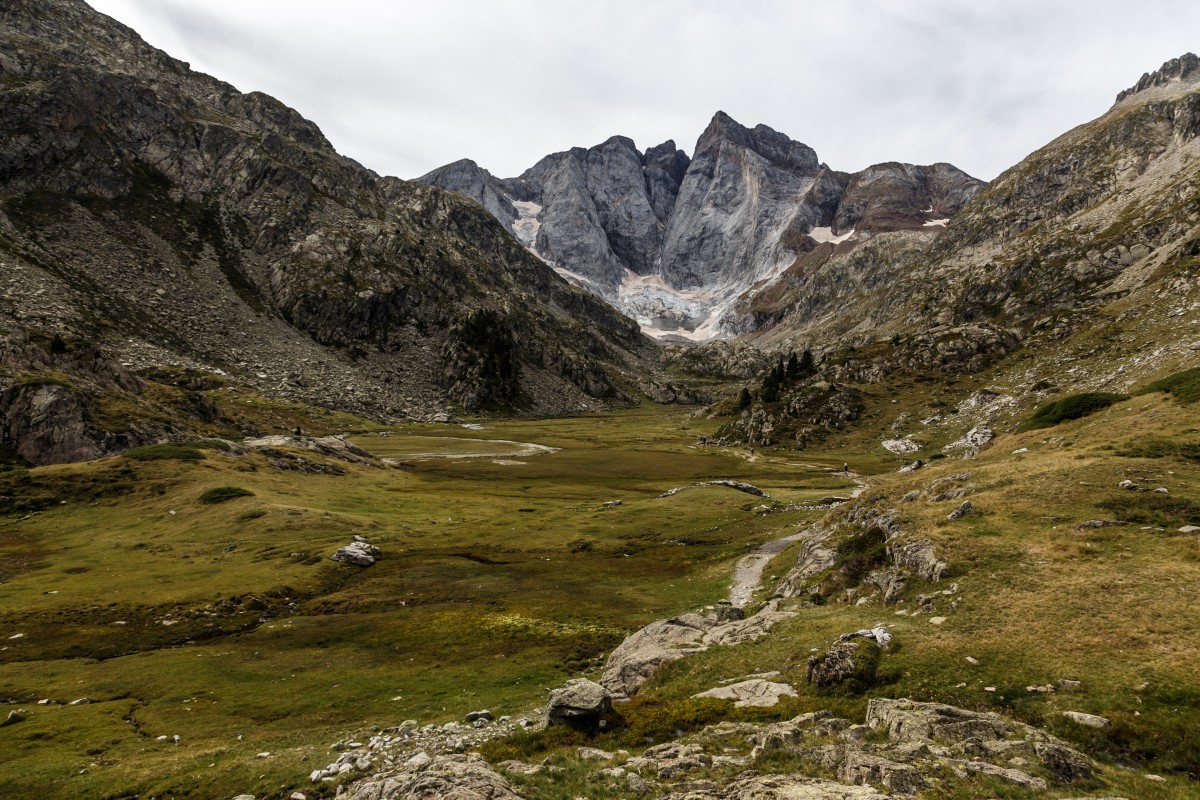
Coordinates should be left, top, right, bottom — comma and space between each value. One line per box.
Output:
1062, 711, 1111, 728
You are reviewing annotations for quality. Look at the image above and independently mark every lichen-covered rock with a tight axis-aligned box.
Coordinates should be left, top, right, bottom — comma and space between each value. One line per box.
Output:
600, 605, 795, 699
806, 640, 881, 691
332, 541, 382, 567
842, 750, 929, 795
658, 774, 893, 799
866, 698, 1093, 783
341, 753, 524, 800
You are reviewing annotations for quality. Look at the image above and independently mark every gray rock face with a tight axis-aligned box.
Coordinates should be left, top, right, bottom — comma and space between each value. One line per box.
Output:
420, 110, 983, 340
659, 112, 825, 291
525, 136, 664, 289
417, 159, 517, 225
643, 139, 691, 221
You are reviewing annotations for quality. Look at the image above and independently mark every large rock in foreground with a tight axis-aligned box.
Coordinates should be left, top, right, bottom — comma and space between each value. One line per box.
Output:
543, 678, 612, 728
342, 753, 524, 800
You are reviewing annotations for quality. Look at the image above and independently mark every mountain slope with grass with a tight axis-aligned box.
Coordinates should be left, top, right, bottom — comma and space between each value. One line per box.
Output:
749, 53, 1200, 351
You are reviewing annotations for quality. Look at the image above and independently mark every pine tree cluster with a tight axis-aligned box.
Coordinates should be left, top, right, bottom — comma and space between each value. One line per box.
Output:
759, 349, 815, 403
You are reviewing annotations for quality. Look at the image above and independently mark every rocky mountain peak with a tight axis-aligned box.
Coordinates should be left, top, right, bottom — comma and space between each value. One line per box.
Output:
642, 140, 691, 222
1114, 52, 1200, 105
696, 111, 820, 172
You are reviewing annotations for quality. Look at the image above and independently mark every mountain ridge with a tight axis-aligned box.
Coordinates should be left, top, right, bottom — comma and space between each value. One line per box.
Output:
419, 111, 985, 340
0, 0, 658, 460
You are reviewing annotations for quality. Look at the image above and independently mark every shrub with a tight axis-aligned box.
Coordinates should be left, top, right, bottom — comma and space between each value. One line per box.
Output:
833, 525, 889, 584
199, 486, 255, 504
1139, 367, 1200, 405
1021, 392, 1128, 430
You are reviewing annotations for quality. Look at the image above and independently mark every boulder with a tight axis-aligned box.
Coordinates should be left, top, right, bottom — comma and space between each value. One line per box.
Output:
624, 742, 711, 779
886, 536, 949, 582
836, 626, 893, 650
543, 678, 611, 727
751, 711, 834, 751
332, 541, 382, 566
947, 500, 975, 521
576, 746, 615, 761
806, 640, 879, 691
881, 438, 921, 455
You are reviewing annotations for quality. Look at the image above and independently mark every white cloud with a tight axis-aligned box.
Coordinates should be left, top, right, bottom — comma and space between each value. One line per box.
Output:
86, 0, 1200, 181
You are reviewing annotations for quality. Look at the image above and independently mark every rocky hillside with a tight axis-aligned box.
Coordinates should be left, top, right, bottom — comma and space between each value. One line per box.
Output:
420, 114, 984, 340
0, 0, 656, 461
752, 53, 1200, 348
712, 53, 1200, 449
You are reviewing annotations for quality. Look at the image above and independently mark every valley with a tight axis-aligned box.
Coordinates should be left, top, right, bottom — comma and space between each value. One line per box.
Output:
2, 1, 1199, 798
0, 408, 850, 798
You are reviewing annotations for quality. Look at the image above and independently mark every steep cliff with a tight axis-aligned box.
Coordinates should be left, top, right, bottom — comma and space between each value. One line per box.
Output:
421, 113, 983, 340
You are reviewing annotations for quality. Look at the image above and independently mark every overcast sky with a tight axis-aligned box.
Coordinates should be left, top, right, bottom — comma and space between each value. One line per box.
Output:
87, 0, 1197, 182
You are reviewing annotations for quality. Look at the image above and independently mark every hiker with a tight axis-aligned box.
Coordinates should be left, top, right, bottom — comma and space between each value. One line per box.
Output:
842, 462, 849, 473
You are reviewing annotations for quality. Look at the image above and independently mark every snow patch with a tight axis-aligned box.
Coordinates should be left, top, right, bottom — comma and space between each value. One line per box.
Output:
509, 200, 542, 246
808, 226, 856, 245
923, 218, 950, 227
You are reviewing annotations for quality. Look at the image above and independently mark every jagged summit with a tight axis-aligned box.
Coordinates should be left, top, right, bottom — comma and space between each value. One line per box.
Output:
1114, 52, 1200, 105
420, 111, 983, 341
697, 111, 822, 172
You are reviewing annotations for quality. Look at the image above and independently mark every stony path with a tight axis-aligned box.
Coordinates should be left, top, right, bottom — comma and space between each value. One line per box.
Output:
727, 474, 867, 608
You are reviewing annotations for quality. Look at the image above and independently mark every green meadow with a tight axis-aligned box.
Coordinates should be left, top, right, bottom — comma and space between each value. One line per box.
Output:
0, 408, 852, 799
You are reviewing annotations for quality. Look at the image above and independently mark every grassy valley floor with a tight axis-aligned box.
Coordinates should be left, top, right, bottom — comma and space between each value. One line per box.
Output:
0, 408, 853, 799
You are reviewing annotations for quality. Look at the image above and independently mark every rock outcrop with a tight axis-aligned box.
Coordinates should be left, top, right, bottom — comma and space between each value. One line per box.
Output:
543, 678, 612, 728
341, 753, 524, 800
600, 603, 796, 699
